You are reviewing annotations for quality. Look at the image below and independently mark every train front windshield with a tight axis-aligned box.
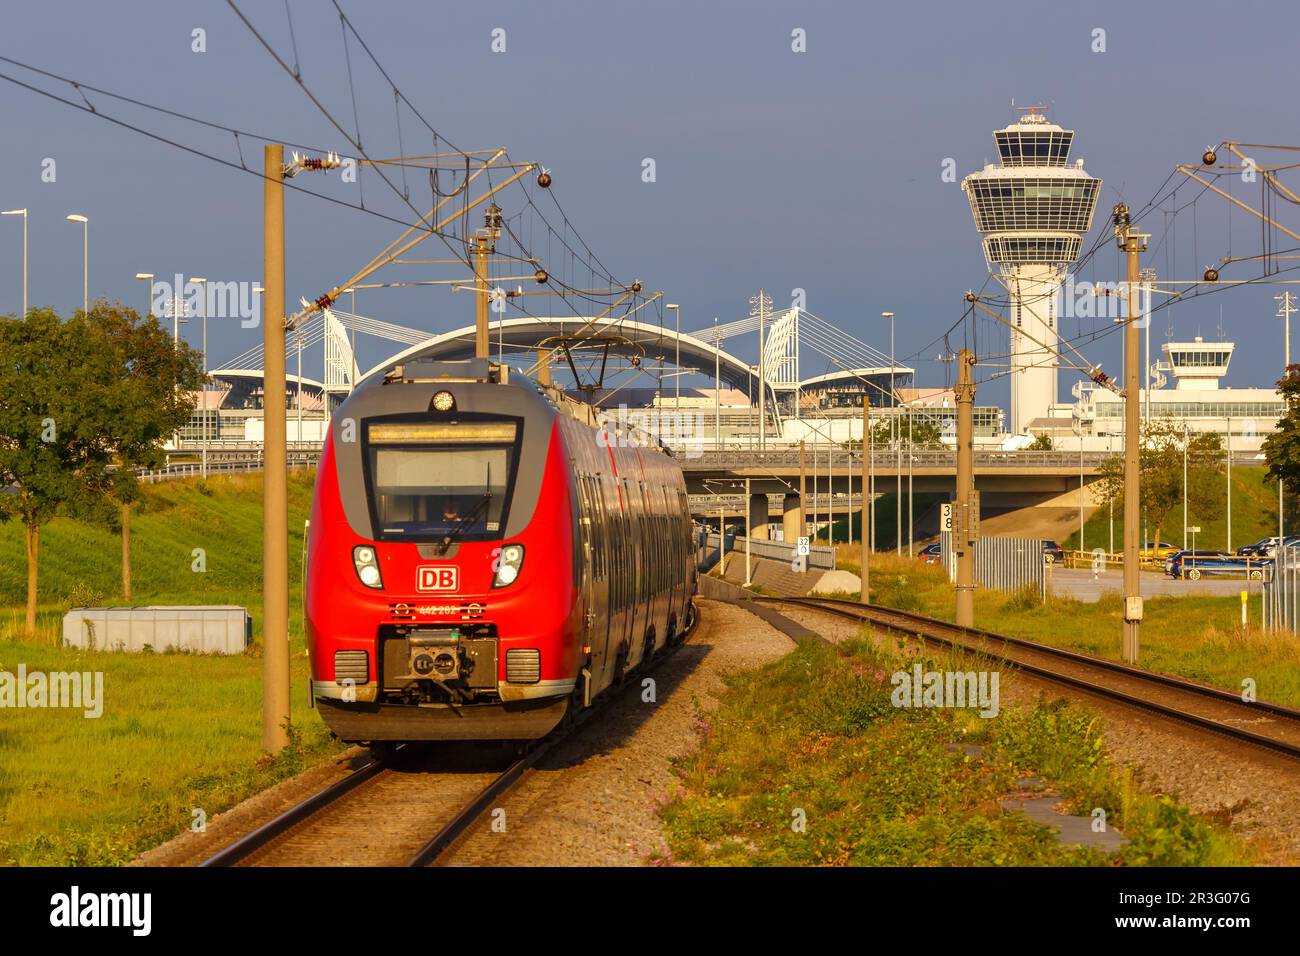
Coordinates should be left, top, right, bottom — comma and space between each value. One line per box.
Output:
364, 420, 519, 540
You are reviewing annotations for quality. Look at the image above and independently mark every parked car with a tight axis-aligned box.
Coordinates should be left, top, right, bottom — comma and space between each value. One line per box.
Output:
1140, 541, 1179, 559
1042, 540, 1065, 565
1165, 550, 1228, 577
1237, 538, 1276, 557
917, 543, 942, 564
1263, 535, 1300, 557
1169, 550, 1269, 580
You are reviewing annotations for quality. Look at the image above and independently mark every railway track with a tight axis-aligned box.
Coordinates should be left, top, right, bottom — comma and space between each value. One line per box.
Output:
199, 605, 700, 868
759, 596, 1300, 761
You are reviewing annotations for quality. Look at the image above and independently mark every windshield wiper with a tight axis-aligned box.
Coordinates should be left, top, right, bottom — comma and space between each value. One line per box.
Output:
436, 493, 491, 555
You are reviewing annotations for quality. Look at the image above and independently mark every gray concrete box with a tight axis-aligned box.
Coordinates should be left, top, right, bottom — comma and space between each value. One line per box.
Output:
62, 606, 251, 654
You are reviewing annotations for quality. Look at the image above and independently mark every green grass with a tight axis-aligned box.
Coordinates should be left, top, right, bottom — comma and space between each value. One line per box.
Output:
1062, 465, 1281, 554
0, 470, 348, 866
660, 636, 1255, 866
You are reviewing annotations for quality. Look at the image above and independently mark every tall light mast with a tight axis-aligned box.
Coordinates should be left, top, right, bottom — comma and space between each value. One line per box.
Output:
963, 109, 1102, 435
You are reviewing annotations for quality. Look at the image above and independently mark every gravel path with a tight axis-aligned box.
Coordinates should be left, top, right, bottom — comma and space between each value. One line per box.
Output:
440, 599, 795, 865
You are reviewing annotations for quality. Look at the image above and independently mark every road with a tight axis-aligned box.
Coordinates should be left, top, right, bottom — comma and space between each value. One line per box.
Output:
1046, 567, 1260, 603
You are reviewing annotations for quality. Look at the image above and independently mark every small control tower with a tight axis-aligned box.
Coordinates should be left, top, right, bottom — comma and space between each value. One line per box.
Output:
963, 109, 1102, 434
1162, 337, 1235, 391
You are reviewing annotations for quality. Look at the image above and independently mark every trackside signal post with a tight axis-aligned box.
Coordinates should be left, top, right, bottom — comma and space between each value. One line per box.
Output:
954, 349, 977, 627
1115, 203, 1147, 663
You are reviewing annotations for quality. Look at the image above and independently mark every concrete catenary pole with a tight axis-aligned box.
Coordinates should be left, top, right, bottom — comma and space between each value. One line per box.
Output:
799, 440, 807, 538
847, 432, 853, 548
262, 144, 291, 753
955, 349, 976, 627
744, 477, 752, 587
1116, 203, 1147, 664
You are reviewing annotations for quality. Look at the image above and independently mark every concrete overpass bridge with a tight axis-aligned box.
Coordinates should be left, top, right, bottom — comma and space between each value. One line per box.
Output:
681, 447, 1113, 542
681, 448, 1109, 496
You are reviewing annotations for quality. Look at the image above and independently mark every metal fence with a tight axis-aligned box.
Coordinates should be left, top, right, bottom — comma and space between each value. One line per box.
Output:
1262, 545, 1300, 633
940, 532, 1045, 598
700, 530, 836, 572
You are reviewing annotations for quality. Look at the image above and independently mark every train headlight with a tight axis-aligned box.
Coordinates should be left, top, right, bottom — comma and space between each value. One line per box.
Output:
353, 545, 384, 589
493, 543, 525, 588
431, 390, 456, 412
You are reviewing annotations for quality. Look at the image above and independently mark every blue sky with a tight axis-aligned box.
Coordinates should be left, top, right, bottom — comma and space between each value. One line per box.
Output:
2, 0, 1297, 410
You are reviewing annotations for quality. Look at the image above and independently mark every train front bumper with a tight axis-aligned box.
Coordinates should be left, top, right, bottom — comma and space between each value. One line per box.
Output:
314, 690, 571, 742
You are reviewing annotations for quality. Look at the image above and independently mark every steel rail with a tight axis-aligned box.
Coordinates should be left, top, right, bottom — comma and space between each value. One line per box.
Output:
199, 601, 701, 867
760, 596, 1300, 760
198, 750, 392, 867
408, 598, 701, 866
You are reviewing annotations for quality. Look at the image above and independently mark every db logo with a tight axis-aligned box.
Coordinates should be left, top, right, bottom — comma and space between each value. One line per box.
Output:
417, 566, 459, 592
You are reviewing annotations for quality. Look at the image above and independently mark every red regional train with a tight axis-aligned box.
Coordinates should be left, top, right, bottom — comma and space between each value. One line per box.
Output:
304, 356, 697, 744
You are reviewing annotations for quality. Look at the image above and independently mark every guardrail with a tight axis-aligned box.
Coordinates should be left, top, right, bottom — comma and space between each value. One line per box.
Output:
1062, 549, 1272, 577
140, 455, 318, 483
682, 449, 1118, 469
699, 530, 836, 571
1061, 549, 1168, 571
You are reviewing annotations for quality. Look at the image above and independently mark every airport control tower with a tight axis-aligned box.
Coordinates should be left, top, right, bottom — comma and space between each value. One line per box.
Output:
962, 110, 1101, 434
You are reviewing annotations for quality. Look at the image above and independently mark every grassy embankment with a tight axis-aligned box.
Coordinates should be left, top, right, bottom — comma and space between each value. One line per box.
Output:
660, 632, 1257, 865
1061, 465, 1280, 554
0, 470, 348, 865
827, 549, 1300, 710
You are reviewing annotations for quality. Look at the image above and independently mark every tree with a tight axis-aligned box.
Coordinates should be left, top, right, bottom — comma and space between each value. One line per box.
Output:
1028, 433, 1054, 450
1093, 420, 1224, 549
81, 304, 205, 600
1263, 366, 1300, 490
0, 304, 201, 639
0, 309, 115, 637
865, 417, 945, 449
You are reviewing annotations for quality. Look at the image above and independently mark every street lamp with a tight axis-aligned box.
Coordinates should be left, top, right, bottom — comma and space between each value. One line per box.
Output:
1183, 422, 1189, 552
667, 303, 680, 445
134, 273, 154, 317
190, 278, 209, 479
882, 311, 899, 553
66, 214, 88, 313
2, 209, 27, 316
713, 316, 721, 450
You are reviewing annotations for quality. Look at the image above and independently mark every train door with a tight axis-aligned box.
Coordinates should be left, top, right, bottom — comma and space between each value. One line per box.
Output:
651, 480, 668, 651
597, 472, 625, 693
577, 473, 608, 699
617, 476, 638, 671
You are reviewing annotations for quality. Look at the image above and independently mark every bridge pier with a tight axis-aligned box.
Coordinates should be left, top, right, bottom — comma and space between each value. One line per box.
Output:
782, 493, 801, 544
748, 493, 770, 540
